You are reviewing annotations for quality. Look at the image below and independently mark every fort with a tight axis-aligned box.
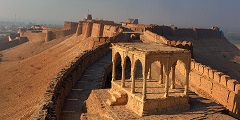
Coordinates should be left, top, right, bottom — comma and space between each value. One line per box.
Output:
0, 14, 239, 120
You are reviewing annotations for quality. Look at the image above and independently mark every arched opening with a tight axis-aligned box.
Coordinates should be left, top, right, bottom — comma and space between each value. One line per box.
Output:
130, 34, 136, 40
148, 61, 163, 81
130, 34, 140, 41
115, 52, 122, 80
125, 56, 131, 79
105, 71, 112, 88
175, 60, 187, 83
135, 59, 143, 79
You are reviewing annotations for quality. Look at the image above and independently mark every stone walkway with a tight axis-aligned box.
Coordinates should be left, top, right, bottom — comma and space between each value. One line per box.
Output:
61, 52, 112, 120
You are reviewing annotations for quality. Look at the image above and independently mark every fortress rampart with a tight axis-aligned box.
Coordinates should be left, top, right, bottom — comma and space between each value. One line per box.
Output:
45, 28, 77, 41
103, 24, 120, 37
0, 37, 28, 51
20, 28, 76, 42
64, 21, 78, 29
18, 21, 78, 42
141, 30, 240, 118
21, 30, 46, 41
75, 21, 121, 39
91, 23, 104, 37
147, 25, 223, 39
33, 32, 123, 119
122, 23, 156, 32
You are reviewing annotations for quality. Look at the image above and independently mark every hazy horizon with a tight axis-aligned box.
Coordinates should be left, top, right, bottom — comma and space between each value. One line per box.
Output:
0, 0, 239, 31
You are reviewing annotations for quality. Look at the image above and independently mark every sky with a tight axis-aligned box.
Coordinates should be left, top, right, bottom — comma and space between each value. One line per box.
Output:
0, 0, 239, 31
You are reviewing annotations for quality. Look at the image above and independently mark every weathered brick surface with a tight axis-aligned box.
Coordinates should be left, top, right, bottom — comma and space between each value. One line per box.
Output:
190, 72, 201, 87
214, 72, 223, 83
209, 69, 216, 79
200, 76, 213, 95
220, 75, 230, 87
203, 66, 210, 77
227, 79, 238, 91
212, 82, 230, 106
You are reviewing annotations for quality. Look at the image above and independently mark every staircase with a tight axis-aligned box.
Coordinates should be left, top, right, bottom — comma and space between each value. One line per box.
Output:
106, 90, 128, 106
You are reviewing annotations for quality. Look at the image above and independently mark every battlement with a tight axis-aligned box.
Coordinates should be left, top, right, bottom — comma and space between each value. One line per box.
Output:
177, 59, 240, 118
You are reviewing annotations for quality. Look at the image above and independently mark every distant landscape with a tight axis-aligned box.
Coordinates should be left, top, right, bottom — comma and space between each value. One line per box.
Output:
225, 32, 240, 49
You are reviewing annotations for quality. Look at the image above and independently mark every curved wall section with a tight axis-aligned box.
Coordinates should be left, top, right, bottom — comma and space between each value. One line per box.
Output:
33, 32, 123, 119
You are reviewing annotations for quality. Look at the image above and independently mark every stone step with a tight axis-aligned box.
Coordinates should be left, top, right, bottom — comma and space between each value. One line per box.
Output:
107, 90, 128, 106
106, 98, 115, 106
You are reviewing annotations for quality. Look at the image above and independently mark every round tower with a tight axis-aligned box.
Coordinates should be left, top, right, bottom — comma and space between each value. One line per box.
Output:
76, 22, 83, 36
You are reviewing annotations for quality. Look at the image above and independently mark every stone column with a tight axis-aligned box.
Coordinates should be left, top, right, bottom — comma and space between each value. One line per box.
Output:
159, 64, 164, 84
121, 59, 126, 87
112, 54, 116, 81
164, 72, 170, 97
147, 65, 152, 79
164, 61, 170, 98
184, 69, 190, 95
170, 64, 176, 89
142, 65, 147, 101
131, 61, 136, 93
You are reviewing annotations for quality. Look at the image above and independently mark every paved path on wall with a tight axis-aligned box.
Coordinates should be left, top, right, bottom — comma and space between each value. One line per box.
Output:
61, 52, 112, 120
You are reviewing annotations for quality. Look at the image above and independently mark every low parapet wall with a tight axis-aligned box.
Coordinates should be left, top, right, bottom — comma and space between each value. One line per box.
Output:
122, 23, 156, 32
143, 30, 169, 44
0, 37, 28, 51
19, 26, 77, 42
33, 32, 123, 119
147, 25, 223, 39
48, 28, 77, 41
21, 31, 46, 42
176, 60, 240, 118
141, 30, 193, 57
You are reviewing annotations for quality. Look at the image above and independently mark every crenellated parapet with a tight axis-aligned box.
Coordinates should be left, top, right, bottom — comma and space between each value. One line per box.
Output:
176, 59, 240, 119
